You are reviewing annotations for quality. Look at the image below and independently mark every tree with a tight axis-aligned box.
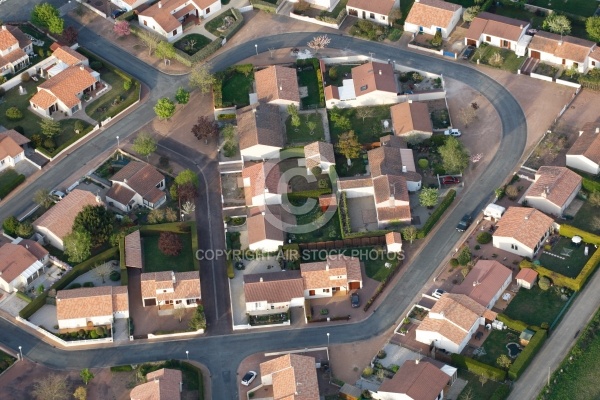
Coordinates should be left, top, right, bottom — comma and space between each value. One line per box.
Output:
177, 182, 198, 203
543, 14, 571, 37
80, 369, 94, 385
74, 120, 84, 133
147, 208, 165, 224
389, 8, 402, 24
586, 16, 600, 42
307, 35, 331, 54
37, 284, 45, 294
174, 169, 199, 189
479, 372, 489, 387
457, 246, 471, 266
459, 106, 477, 127
40, 119, 61, 138
165, 207, 179, 222
189, 305, 206, 330
3, 216, 20, 237
497, 354, 512, 369
158, 231, 183, 256
34, 189, 54, 208
189, 63, 215, 93
63, 229, 92, 263
459, 388, 474, 400
191, 116, 219, 144
439, 137, 469, 174
505, 185, 519, 200
589, 191, 600, 207
73, 205, 114, 247
336, 131, 361, 164
132, 132, 157, 161
94, 263, 113, 284
431, 30, 442, 47
113, 20, 130, 37
463, 6, 480, 23
47, 15, 64, 35
356, 107, 374, 122
538, 276, 551, 290
139, 30, 161, 56
5, 107, 23, 120
287, 104, 300, 127
16, 222, 34, 238
419, 187, 439, 208
222, 124, 235, 141
155, 41, 175, 63
182, 201, 195, 219
62, 26, 78, 45
154, 97, 176, 120
31, 3, 64, 34
307, 120, 317, 135
175, 87, 190, 104
476, 232, 492, 244
488, 52, 504, 67
402, 226, 418, 244
173, 307, 186, 322
32, 374, 70, 400
73, 387, 87, 400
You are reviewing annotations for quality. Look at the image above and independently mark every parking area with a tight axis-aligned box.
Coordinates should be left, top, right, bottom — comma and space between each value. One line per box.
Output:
0, 292, 29, 317
29, 304, 58, 333
347, 196, 378, 232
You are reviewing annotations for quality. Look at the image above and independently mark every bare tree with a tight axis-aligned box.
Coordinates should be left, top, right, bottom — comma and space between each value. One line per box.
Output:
356, 107, 374, 122
139, 30, 161, 56
307, 35, 331, 54
173, 307, 186, 322
182, 201, 196, 220
94, 262, 114, 284
32, 374, 70, 400
459, 106, 477, 127
479, 372, 489, 387
189, 63, 215, 93
459, 388, 474, 400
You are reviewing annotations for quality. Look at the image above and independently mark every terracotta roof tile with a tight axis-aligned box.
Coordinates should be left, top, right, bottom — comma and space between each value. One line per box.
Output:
376, 205, 412, 222
140, 271, 201, 302
516, 268, 538, 284
0, 129, 30, 146
56, 286, 128, 321
0, 135, 24, 159
405, 0, 462, 30
529, 31, 596, 63
368, 140, 419, 180
493, 207, 554, 250
130, 368, 182, 400
255, 66, 300, 104
0, 244, 40, 283
110, 161, 165, 204
6, 25, 31, 50
33, 65, 97, 108
17, 239, 49, 260
300, 256, 362, 290
567, 122, 600, 163
319, 193, 337, 209
352, 62, 397, 96
324, 85, 339, 100
379, 360, 449, 398
106, 184, 136, 207
0, 47, 27, 64
385, 231, 402, 245
125, 230, 143, 268
525, 166, 581, 209
260, 354, 320, 400
373, 175, 409, 205
0, 26, 18, 51
304, 141, 335, 170
466, 12, 528, 42
242, 161, 281, 205
29, 90, 58, 110
347, 0, 396, 16
243, 271, 304, 303
390, 101, 433, 136
237, 104, 285, 151
52, 46, 87, 66
453, 260, 512, 307
247, 210, 285, 246
337, 177, 373, 190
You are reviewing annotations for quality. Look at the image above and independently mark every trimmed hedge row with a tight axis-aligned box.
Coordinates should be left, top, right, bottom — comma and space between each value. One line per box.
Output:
559, 224, 600, 245
344, 230, 389, 239
139, 222, 192, 234
116, 10, 137, 21
225, 9, 244, 40
451, 353, 507, 381
285, 188, 332, 201
508, 328, 547, 380
15, 291, 32, 303
0, 172, 25, 199
226, 257, 234, 279
490, 384, 510, 400
496, 313, 528, 332
250, 0, 279, 12
417, 189, 456, 239
581, 176, 600, 193
338, 191, 351, 236
118, 235, 128, 285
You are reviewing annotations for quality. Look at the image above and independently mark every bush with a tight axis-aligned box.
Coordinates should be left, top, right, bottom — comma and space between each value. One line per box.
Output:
67, 283, 82, 289
90, 61, 103, 70
451, 353, 507, 381
21, 72, 30, 82
450, 258, 459, 267
418, 159, 429, 169
362, 366, 373, 377
89, 330, 98, 339
329, 66, 338, 80
2, 216, 20, 237
508, 329, 547, 380
95, 326, 105, 336
496, 313, 528, 332
431, 30, 442, 46
123, 80, 132, 90
217, 113, 236, 120
226, 258, 234, 279
82, 282, 94, 287
417, 189, 456, 238
538, 276, 551, 290
457, 246, 471, 266
311, 166, 322, 176
477, 232, 492, 244
5, 107, 23, 120
109, 270, 121, 281
223, 141, 237, 157
110, 365, 133, 372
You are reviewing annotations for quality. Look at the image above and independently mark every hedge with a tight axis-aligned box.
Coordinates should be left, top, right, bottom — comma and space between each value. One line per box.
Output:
225, 8, 244, 40
338, 191, 351, 236
212, 77, 224, 108
0, 172, 25, 199
581, 176, 600, 193
250, 0, 279, 12
417, 189, 456, 239
450, 353, 507, 381
116, 10, 137, 22
226, 257, 234, 279
15, 291, 32, 303
490, 384, 510, 400
285, 188, 332, 202
344, 230, 390, 239
36, 126, 95, 158
110, 365, 133, 372
496, 313, 528, 332
508, 329, 547, 380
559, 224, 600, 245
118, 235, 128, 285
139, 222, 192, 234
19, 292, 49, 319
316, 9, 347, 26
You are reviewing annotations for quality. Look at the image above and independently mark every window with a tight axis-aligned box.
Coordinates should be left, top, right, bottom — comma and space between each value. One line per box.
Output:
370, 13, 375, 19
592, 61, 596, 66
511, 244, 518, 250
485, 36, 491, 42
309, 290, 315, 296
271, 305, 275, 309
360, 84, 368, 91
323, 289, 330, 293
143, 20, 147, 26
172, 29, 177, 36
176, 300, 182, 304
206, 7, 210, 13
381, 16, 386, 20
163, 289, 167, 293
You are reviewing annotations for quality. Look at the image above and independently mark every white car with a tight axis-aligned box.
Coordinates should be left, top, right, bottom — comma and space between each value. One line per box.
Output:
50, 190, 66, 200
241, 371, 257, 386
432, 289, 446, 299
444, 129, 462, 137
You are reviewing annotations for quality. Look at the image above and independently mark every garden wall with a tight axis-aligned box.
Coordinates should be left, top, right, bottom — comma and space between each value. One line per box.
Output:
555, 78, 581, 89
16, 316, 113, 347
530, 72, 553, 82
147, 328, 204, 339
288, 12, 342, 29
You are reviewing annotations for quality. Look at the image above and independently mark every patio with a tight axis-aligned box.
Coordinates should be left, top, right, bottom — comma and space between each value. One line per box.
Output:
347, 196, 378, 232
25, 264, 65, 294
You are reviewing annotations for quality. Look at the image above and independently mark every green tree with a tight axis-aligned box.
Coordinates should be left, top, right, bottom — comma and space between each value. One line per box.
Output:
80, 369, 94, 385
132, 132, 157, 162
155, 41, 175, 62
31, 3, 64, 34
588, 191, 600, 207
5, 107, 23, 120
189, 305, 206, 330
463, 6, 480, 23
457, 246, 471, 266
222, 124, 235, 141
543, 14, 571, 36
34, 189, 54, 208
74, 120, 84, 133
538, 276, 551, 290
16, 222, 34, 238
63, 229, 92, 263
439, 136, 469, 174
419, 187, 439, 208
170, 169, 199, 200
3, 216, 20, 237
401, 225, 418, 244
189, 63, 215, 93
73, 205, 114, 247
287, 104, 301, 127
154, 97, 176, 120
497, 354, 512, 369
47, 15, 64, 35
39, 119, 61, 138
138, 30, 161, 56
336, 131, 361, 164
175, 87, 190, 104
586, 16, 600, 42
431, 30, 442, 46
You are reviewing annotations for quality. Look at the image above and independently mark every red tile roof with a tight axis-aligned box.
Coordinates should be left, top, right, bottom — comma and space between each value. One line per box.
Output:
0, 135, 24, 159
390, 101, 433, 136
405, 0, 462, 30
0, 26, 18, 51
130, 368, 182, 400
243, 271, 304, 303
237, 104, 285, 151
0, 129, 30, 146
567, 122, 600, 164
140, 271, 201, 302
255, 65, 300, 104
125, 230, 143, 268
304, 141, 335, 170
466, 12, 528, 42
493, 207, 554, 250
260, 354, 320, 400
110, 161, 165, 204
242, 161, 281, 205
379, 360, 449, 399
516, 268, 538, 284
17, 239, 49, 260
385, 231, 402, 245
0, 244, 40, 283
529, 31, 596, 63
52, 46, 87, 66
347, 0, 396, 16
247, 210, 285, 245
56, 286, 128, 321
453, 260, 512, 307
300, 255, 362, 290
526, 166, 581, 209
352, 62, 397, 96
32, 65, 97, 108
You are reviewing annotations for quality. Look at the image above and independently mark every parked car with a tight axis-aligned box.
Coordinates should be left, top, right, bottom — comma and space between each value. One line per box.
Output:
351, 292, 360, 308
431, 289, 446, 299
111, 9, 126, 19
456, 214, 472, 232
241, 371, 257, 386
462, 46, 475, 60
444, 128, 462, 137
50, 190, 65, 200
441, 176, 460, 185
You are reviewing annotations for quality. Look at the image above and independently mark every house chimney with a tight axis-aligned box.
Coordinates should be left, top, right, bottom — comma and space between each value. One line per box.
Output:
279, 85, 283, 91
157, 1, 162, 7
325, 263, 329, 271
519, 24, 523, 29
558, 41, 563, 46
80, 65, 84, 70
260, 277, 263, 282
402, 165, 407, 173
415, 358, 420, 364
579, 130, 584, 137
1, 26, 6, 31
408, 99, 413, 104
389, 194, 395, 207
378, 70, 382, 75
172, 271, 176, 284
261, 211, 265, 216
596, 127, 599, 134
95, 194, 101, 203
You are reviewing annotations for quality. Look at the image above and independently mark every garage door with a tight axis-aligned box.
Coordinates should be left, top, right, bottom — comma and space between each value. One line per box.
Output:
349, 282, 361, 290
530, 51, 541, 59
144, 298, 157, 307
466, 39, 477, 46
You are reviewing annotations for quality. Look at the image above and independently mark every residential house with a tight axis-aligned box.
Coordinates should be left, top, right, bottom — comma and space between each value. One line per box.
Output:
105, 160, 167, 212
111, 0, 149, 12
45, 46, 89, 78
304, 141, 335, 175
590, 47, 600, 70
254, 65, 300, 107
404, 0, 462, 39
346, 0, 398, 26
371, 359, 450, 400
237, 103, 285, 160
56, 286, 129, 330
259, 354, 320, 400
566, 123, 600, 175
124, 230, 143, 269
492, 207, 554, 258
324, 61, 399, 108
386, 231, 402, 253
524, 166, 582, 216
301, 255, 362, 298
415, 293, 497, 354
465, 12, 529, 52
30, 65, 100, 117
0, 25, 31, 77
390, 101, 433, 140
33, 189, 104, 250
140, 271, 201, 308
242, 161, 282, 207
516, 268, 538, 289
528, 31, 597, 74
130, 368, 182, 400
0, 134, 26, 172
0, 241, 48, 292
247, 208, 285, 252
243, 271, 305, 315
138, 0, 221, 42
453, 260, 512, 309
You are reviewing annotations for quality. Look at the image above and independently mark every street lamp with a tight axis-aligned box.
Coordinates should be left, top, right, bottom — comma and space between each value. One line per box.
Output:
18, 346, 22, 361
116, 136, 120, 147
186, 350, 189, 360
255, 44, 258, 56
327, 332, 330, 347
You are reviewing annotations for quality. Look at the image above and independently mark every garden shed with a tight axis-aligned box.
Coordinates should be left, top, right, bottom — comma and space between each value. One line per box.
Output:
516, 268, 539, 289
520, 329, 535, 346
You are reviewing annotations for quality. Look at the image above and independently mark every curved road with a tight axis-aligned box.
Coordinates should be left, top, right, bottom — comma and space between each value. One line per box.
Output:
0, 27, 526, 399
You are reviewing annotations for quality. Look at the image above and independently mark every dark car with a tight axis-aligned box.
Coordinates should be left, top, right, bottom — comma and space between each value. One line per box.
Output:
456, 214, 472, 232
111, 9, 126, 19
462, 46, 475, 60
441, 176, 460, 185
351, 292, 360, 308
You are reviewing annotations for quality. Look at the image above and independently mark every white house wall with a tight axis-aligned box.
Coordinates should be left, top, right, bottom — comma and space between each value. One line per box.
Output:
138, 17, 183, 42
327, 91, 400, 109
114, 310, 129, 319
532, 50, 588, 73
371, 391, 413, 400
525, 196, 563, 217
35, 226, 64, 251
58, 315, 113, 330
0, 279, 11, 292
249, 238, 283, 252
342, 187, 375, 198
406, 180, 421, 192
566, 154, 600, 175
241, 144, 282, 161
493, 236, 535, 258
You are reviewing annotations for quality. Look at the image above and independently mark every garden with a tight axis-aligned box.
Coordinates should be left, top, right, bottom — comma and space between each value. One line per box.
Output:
363, 251, 398, 282
527, 0, 597, 17
0, 169, 26, 199
173, 34, 212, 56
0, 80, 44, 135
472, 329, 522, 367
570, 199, 600, 233
214, 64, 254, 109
470, 44, 524, 73
457, 370, 510, 400
297, 61, 323, 109
537, 236, 595, 278
349, 20, 401, 42
0, 350, 16, 374
285, 112, 324, 144
205, 10, 238, 37
56, 325, 111, 341
328, 105, 391, 144
503, 285, 569, 328
249, 311, 290, 326
288, 203, 342, 243
323, 64, 354, 86
523, 130, 569, 170
532, 62, 558, 78
142, 231, 196, 273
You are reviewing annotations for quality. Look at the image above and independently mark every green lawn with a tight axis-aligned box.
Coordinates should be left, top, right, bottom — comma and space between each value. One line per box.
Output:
174, 34, 212, 56
297, 68, 321, 109
528, 0, 597, 17
364, 252, 398, 282
399, 0, 415, 24
142, 233, 195, 273
323, 64, 353, 87
474, 329, 521, 367
0, 80, 42, 136
0, 350, 16, 374
0, 169, 25, 199
285, 113, 324, 144
329, 105, 391, 144
220, 71, 253, 108
204, 10, 236, 36
289, 205, 342, 243
504, 285, 568, 327
471, 44, 524, 73
457, 370, 510, 400
334, 152, 367, 178
538, 236, 595, 278
571, 200, 600, 234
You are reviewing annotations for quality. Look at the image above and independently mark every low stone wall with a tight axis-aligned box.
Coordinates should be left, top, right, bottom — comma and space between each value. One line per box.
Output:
530, 72, 553, 82
288, 12, 343, 29
16, 316, 113, 347
147, 328, 204, 339
555, 78, 581, 88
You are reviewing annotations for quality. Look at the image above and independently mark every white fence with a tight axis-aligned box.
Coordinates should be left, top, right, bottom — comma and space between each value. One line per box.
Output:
232, 320, 291, 331
555, 78, 581, 89
288, 12, 343, 29
530, 72, 554, 82
16, 317, 113, 347
238, 5, 254, 12
147, 328, 204, 339
0, 56, 56, 92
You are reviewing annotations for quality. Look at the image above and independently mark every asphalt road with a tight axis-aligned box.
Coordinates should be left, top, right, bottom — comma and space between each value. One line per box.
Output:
0, 28, 528, 399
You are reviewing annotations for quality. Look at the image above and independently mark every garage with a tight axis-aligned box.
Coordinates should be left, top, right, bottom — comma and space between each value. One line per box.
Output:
144, 298, 157, 307
349, 281, 361, 290
530, 50, 541, 59
466, 38, 477, 46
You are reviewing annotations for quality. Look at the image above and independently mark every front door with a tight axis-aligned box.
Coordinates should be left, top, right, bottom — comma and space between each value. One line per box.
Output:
362, 11, 366, 19
530, 50, 541, 59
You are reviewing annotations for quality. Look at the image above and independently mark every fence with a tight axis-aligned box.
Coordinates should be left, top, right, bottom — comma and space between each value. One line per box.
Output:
238, 5, 254, 12
16, 316, 113, 347
298, 236, 387, 251
147, 328, 204, 339
555, 78, 581, 89
288, 12, 343, 29
529, 72, 553, 82
0, 54, 57, 92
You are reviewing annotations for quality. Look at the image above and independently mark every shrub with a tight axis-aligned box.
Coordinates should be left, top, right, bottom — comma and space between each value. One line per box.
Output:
538, 276, 551, 290
21, 72, 30, 82
82, 282, 94, 287
89, 330, 98, 339
123, 80, 132, 90
417, 189, 456, 238
223, 141, 237, 158
311, 166, 322, 176
329, 66, 338, 80
5, 107, 23, 120
217, 113, 236, 120
418, 159, 429, 169
476, 232, 492, 244
488, 52, 504, 67
508, 329, 547, 380
457, 246, 471, 266
91, 61, 103, 70
431, 30, 442, 46
377, 350, 387, 359
109, 270, 121, 281
450, 258, 459, 267
0, 87, 5, 97
362, 366, 373, 377
67, 283, 82, 289
3, 216, 20, 237
95, 326, 105, 336
496, 313, 528, 332
505, 185, 519, 200
451, 353, 506, 381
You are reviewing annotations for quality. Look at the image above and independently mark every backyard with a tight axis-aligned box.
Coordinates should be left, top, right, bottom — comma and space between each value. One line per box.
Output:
538, 236, 595, 278
364, 252, 398, 282
323, 64, 354, 86
173, 34, 211, 56
457, 370, 510, 400
328, 105, 391, 144
0, 79, 42, 135
18, 23, 55, 54
285, 113, 324, 144
470, 44, 524, 73
297, 66, 321, 109
503, 285, 569, 327
334, 152, 367, 177
472, 329, 522, 367
204, 9, 237, 37
570, 200, 600, 234
0, 169, 25, 199
142, 233, 195, 273
219, 69, 253, 108
528, 0, 597, 17
289, 204, 342, 243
